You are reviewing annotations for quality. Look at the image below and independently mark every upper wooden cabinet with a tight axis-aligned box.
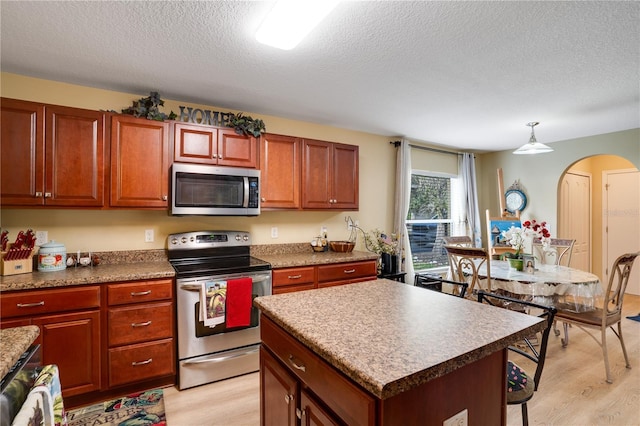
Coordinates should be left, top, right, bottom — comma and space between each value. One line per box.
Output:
110, 115, 170, 208
173, 122, 258, 168
302, 139, 359, 210
1, 98, 105, 207
260, 133, 301, 209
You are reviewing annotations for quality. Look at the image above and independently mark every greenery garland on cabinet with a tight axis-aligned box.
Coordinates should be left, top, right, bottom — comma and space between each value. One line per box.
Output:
121, 92, 267, 137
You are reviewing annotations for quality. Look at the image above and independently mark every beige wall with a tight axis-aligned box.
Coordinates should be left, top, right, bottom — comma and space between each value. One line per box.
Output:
2, 72, 639, 263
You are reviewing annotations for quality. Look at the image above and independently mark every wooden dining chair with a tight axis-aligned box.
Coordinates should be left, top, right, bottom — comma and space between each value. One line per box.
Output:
556, 252, 640, 383
532, 238, 575, 267
444, 245, 491, 295
477, 290, 557, 426
442, 235, 473, 247
414, 273, 469, 298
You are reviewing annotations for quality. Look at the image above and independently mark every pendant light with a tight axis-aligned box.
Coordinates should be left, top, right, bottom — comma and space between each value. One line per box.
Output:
513, 122, 553, 155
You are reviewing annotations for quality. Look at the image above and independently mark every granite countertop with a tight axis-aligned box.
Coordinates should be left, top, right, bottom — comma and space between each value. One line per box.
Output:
253, 244, 379, 269
0, 249, 175, 292
0, 326, 40, 379
254, 279, 545, 400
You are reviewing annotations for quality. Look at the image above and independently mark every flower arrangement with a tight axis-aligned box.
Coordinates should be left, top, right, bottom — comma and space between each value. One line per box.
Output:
363, 229, 399, 255
501, 219, 550, 259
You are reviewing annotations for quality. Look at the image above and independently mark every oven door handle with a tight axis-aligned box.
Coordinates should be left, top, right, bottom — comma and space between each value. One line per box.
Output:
179, 273, 272, 291
182, 346, 259, 365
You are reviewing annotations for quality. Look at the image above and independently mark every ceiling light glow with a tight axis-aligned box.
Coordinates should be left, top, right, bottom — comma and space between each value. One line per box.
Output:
256, 0, 340, 50
513, 122, 553, 155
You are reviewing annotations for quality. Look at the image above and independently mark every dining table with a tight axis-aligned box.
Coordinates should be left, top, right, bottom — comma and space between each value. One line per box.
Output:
478, 260, 603, 312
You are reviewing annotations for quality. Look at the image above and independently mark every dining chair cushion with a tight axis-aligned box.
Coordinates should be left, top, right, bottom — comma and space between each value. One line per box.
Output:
507, 361, 534, 403
556, 308, 621, 327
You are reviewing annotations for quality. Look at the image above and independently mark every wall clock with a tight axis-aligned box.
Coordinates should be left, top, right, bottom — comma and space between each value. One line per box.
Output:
505, 189, 527, 214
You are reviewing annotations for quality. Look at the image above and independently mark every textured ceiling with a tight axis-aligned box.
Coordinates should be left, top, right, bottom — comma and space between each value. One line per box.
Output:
1, 1, 638, 152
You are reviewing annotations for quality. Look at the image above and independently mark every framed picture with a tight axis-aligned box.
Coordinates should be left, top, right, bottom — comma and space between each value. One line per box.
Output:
522, 254, 536, 273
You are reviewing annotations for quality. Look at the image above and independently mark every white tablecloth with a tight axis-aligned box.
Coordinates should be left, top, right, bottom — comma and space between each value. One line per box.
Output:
479, 261, 603, 312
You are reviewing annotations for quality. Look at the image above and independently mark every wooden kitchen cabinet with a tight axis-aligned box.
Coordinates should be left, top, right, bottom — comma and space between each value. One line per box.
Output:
272, 260, 377, 294
317, 260, 378, 288
0, 285, 102, 397
272, 266, 316, 295
260, 133, 301, 209
0, 98, 106, 207
302, 139, 358, 210
173, 122, 258, 168
261, 316, 376, 426
105, 278, 175, 388
110, 114, 170, 208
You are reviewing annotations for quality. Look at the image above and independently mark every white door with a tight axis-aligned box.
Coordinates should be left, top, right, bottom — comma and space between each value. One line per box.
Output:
559, 172, 591, 272
604, 169, 640, 295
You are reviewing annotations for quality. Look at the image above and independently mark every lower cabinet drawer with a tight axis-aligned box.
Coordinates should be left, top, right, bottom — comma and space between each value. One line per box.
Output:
317, 261, 377, 283
261, 316, 375, 426
1, 286, 100, 318
108, 338, 175, 387
108, 302, 173, 346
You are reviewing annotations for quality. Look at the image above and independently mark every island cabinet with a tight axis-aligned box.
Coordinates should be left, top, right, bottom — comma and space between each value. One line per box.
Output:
260, 316, 376, 426
105, 278, 175, 389
256, 280, 546, 426
0, 98, 106, 207
302, 139, 358, 210
173, 122, 258, 168
0, 286, 102, 397
260, 133, 301, 209
272, 260, 377, 295
110, 114, 170, 208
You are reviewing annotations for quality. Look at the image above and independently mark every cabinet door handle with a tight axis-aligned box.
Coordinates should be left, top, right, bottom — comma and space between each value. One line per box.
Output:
218, 154, 223, 159
288, 355, 306, 372
261, 197, 266, 202
44, 192, 52, 198
343, 269, 356, 274
35, 192, 43, 197
132, 358, 152, 366
287, 275, 302, 280
296, 408, 302, 420
16, 301, 45, 308
131, 321, 152, 328
284, 394, 294, 405
162, 195, 168, 201
130, 290, 152, 296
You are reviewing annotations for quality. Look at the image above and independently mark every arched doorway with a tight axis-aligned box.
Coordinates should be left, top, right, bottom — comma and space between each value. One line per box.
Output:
558, 155, 639, 294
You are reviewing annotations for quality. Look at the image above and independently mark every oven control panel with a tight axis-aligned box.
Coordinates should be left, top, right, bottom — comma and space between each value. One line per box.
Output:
168, 231, 250, 249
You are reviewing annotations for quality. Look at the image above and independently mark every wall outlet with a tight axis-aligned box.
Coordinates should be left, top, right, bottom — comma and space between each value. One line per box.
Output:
321, 226, 327, 236
35, 230, 48, 245
144, 229, 154, 243
443, 409, 468, 426
271, 227, 278, 238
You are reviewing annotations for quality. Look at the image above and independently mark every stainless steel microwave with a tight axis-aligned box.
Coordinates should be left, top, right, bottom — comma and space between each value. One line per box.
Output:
171, 163, 260, 216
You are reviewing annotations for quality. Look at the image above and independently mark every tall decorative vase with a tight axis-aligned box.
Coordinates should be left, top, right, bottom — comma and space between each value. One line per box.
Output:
508, 258, 524, 271
381, 253, 398, 274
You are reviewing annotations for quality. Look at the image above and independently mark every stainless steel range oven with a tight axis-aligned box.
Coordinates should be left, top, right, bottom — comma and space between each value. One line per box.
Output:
168, 230, 271, 390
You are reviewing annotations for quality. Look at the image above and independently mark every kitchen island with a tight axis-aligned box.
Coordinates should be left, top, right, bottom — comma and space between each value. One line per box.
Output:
254, 279, 545, 425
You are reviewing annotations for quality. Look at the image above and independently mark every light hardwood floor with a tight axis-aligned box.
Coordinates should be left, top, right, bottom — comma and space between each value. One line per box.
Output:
163, 295, 640, 426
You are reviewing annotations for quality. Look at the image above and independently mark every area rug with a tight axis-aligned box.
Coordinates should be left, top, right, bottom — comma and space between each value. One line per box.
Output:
626, 315, 640, 323
66, 388, 165, 426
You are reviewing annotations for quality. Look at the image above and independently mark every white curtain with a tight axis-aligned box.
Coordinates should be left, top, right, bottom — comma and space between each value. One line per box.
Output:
460, 153, 482, 248
393, 140, 414, 284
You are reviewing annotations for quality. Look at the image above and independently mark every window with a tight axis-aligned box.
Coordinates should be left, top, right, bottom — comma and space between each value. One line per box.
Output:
407, 172, 463, 271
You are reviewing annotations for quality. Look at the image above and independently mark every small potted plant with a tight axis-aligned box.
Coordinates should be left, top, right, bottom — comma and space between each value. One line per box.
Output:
121, 91, 177, 121
501, 220, 550, 270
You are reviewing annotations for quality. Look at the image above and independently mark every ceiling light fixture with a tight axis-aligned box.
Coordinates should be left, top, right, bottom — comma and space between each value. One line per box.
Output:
513, 122, 554, 155
255, 0, 340, 50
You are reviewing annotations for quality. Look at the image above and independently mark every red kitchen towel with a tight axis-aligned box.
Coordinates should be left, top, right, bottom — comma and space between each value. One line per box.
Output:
225, 277, 253, 328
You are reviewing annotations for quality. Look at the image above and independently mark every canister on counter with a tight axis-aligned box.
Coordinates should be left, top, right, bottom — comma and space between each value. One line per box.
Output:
38, 241, 67, 272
